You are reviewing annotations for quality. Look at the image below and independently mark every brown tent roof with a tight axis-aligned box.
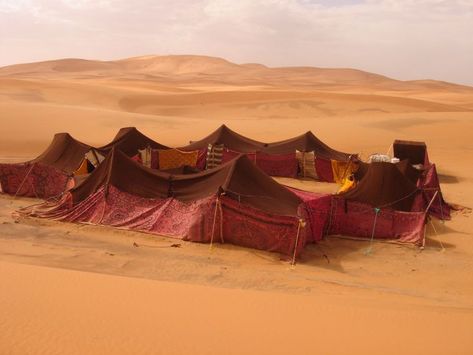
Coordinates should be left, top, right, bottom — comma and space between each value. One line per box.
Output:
31, 133, 90, 174
262, 131, 352, 161
181, 124, 264, 153
182, 124, 353, 161
355, 160, 423, 184
71, 148, 303, 216
97, 127, 169, 156
393, 140, 427, 165
339, 161, 419, 211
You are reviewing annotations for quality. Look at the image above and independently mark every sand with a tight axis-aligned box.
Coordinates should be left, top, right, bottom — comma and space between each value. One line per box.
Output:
0, 55, 473, 354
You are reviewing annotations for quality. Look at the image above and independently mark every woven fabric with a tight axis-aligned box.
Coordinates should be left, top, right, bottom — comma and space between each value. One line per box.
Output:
289, 188, 332, 243
314, 157, 334, 182
0, 162, 71, 198
151, 149, 159, 169
331, 160, 357, 184
296, 150, 317, 179
256, 152, 298, 178
222, 149, 256, 164
138, 147, 152, 168
158, 149, 199, 170
420, 164, 451, 220
337, 176, 356, 194
196, 148, 207, 170
329, 197, 426, 245
28, 185, 307, 258
206, 144, 224, 169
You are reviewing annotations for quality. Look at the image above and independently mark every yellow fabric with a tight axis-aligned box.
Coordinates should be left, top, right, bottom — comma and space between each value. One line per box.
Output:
158, 149, 199, 170
331, 160, 357, 185
337, 176, 356, 194
74, 159, 88, 176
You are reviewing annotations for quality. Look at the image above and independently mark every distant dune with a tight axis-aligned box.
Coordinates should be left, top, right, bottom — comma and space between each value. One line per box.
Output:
0, 54, 472, 152
1, 55, 473, 92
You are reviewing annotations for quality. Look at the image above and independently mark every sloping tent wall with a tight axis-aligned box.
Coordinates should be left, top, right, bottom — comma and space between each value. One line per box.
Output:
329, 162, 427, 245
25, 149, 313, 258
0, 133, 91, 198
182, 125, 355, 181
354, 159, 450, 220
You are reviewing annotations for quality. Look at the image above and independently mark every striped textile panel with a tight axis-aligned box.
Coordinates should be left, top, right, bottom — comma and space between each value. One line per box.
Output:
206, 144, 224, 169
296, 150, 318, 179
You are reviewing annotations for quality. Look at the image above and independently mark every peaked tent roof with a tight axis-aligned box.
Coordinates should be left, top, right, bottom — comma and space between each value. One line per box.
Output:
31, 133, 91, 174
182, 124, 354, 161
181, 124, 265, 153
339, 161, 419, 211
262, 131, 352, 161
71, 148, 302, 216
96, 127, 169, 156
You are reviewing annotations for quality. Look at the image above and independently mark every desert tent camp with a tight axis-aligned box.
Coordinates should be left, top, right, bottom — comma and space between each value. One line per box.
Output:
23, 149, 311, 259
0, 133, 93, 198
182, 124, 355, 181
328, 162, 428, 245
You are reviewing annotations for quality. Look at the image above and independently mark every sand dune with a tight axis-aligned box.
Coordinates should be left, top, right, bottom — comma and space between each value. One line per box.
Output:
1, 54, 473, 354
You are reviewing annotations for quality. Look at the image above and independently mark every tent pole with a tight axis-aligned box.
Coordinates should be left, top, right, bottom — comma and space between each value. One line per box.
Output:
429, 219, 445, 251
14, 163, 35, 199
386, 143, 393, 157
219, 194, 225, 243
364, 208, 380, 255
209, 194, 221, 250
421, 190, 439, 249
425, 190, 439, 214
291, 219, 305, 267
340, 155, 353, 183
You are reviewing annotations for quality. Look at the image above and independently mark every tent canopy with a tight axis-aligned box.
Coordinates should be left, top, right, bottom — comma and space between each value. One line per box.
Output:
71, 148, 303, 216
355, 159, 423, 184
97, 127, 169, 156
263, 131, 352, 161
339, 161, 419, 211
182, 125, 353, 161
32, 132, 91, 174
393, 140, 427, 165
181, 124, 264, 153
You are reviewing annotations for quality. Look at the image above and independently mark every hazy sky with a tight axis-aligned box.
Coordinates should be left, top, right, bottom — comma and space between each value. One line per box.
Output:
1, 0, 472, 85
